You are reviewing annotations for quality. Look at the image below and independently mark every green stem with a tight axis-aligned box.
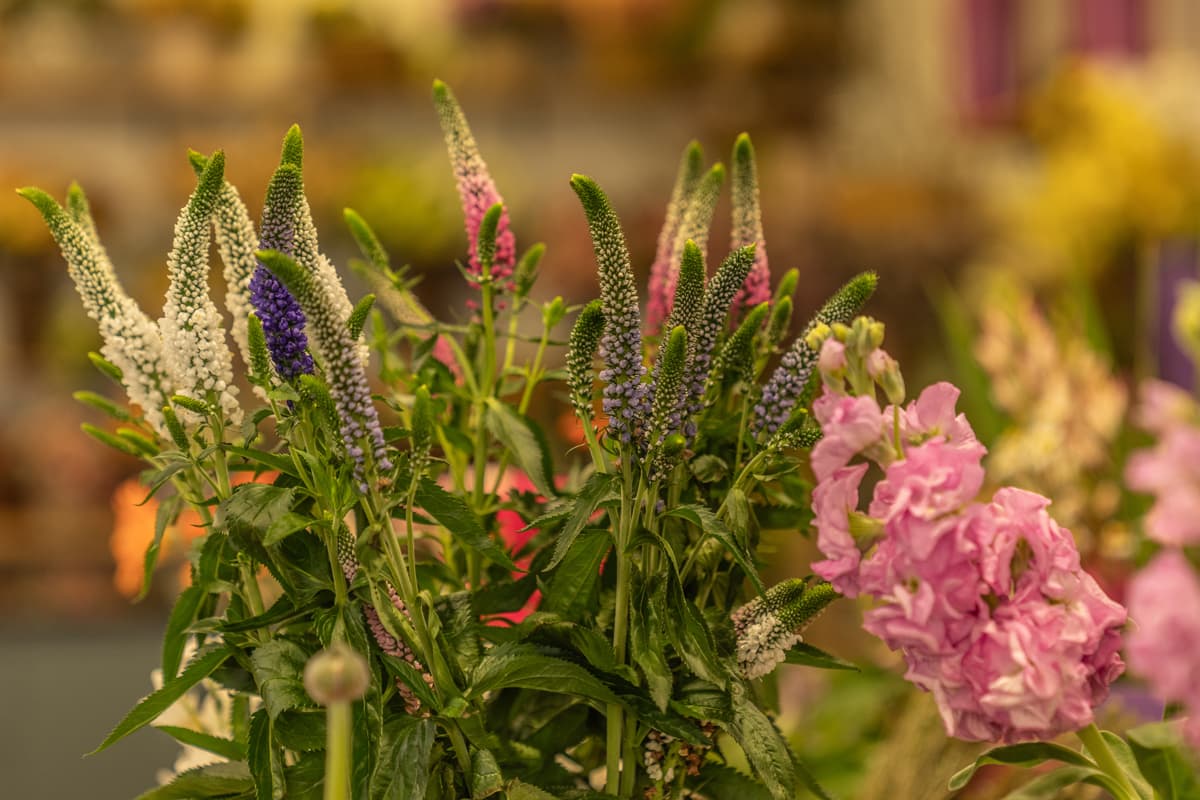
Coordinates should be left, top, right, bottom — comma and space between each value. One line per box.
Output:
323, 702, 352, 800
444, 721, 473, 774
1078, 723, 1140, 800
606, 458, 636, 796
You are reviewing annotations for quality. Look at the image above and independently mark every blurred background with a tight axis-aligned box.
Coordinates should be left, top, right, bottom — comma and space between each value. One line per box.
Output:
1, 0, 1198, 797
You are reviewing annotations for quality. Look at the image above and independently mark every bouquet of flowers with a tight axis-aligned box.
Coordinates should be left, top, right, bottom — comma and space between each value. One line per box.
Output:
21, 81, 1196, 799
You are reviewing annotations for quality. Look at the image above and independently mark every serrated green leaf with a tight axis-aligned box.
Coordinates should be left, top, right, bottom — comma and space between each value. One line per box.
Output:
544, 529, 610, 620
136, 493, 182, 602
506, 780, 559, 800
263, 511, 314, 546
92, 644, 231, 754
783, 642, 858, 671
415, 477, 515, 570
690, 764, 772, 800
484, 398, 554, 498
727, 684, 795, 800
665, 504, 763, 593
469, 646, 623, 710
547, 472, 619, 570
948, 741, 1096, 791
631, 578, 672, 710
154, 725, 245, 762
162, 586, 205, 680
273, 709, 326, 753
471, 747, 504, 798
134, 761, 253, 800
247, 709, 285, 800
250, 639, 312, 719
370, 717, 435, 800
219, 483, 297, 548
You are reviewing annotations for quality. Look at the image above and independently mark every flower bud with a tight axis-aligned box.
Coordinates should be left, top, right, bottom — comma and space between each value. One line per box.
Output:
304, 643, 370, 706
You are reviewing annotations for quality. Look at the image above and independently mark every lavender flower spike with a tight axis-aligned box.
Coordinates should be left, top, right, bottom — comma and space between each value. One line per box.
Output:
19, 185, 174, 434
681, 245, 757, 430
433, 79, 517, 295
570, 174, 649, 449
159, 152, 241, 424
646, 141, 705, 330
187, 151, 258, 375
729, 133, 771, 319
753, 272, 877, 436
250, 163, 314, 382
258, 249, 392, 488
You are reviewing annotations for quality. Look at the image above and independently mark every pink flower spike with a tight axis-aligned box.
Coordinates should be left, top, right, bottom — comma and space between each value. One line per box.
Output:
1134, 379, 1195, 434
1127, 551, 1200, 723
433, 80, 516, 294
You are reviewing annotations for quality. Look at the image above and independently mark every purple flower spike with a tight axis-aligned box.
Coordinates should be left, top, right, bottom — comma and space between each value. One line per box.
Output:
250, 163, 313, 382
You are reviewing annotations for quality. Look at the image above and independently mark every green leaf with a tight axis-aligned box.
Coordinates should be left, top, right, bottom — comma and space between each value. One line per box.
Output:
263, 511, 314, 546
133, 762, 253, 800
727, 684, 796, 800
73, 390, 131, 421
249, 639, 312, 719
948, 742, 1096, 791
665, 572, 727, 686
1002, 766, 1113, 800
484, 398, 555, 498
783, 642, 858, 672
219, 483, 297, 551
506, 780, 559, 800
470, 747, 504, 798
469, 646, 623, 710
1127, 722, 1200, 800
415, 478, 516, 570
137, 493, 182, 601
665, 504, 764, 593
247, 709, 286, 800
370, 717, 435, 800
162, 586, 205, 679
1097, 730, 1156, 800
544, 529, 611, 620
81, 422, 143, 457
547, 472, 619, 570
690, 764, 772, 800
91, 644, 231, 754
154, 725, 245, 762
630, 578, 672, 710
273, 709, 326, 752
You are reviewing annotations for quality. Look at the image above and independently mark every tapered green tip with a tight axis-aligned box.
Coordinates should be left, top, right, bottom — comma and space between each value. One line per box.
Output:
187, 149, 208, 175
16, 186, 59, 218
734, 132, 754, 162
281, 124, 303, 168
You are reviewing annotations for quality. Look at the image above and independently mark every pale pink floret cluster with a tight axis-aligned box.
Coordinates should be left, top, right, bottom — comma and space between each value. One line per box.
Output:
811, 361, 1126, 743
1126, 551, 1200, 749
1124, 380, 1200, 748
1125, 380, 1200, 546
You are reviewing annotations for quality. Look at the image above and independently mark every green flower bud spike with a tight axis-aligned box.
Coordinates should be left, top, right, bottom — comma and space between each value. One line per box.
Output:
649, 325, 689, 478
730, 133, 771, 318
731, 579, 839, 679
343, 207, 432, 328
710, 301, 770, 393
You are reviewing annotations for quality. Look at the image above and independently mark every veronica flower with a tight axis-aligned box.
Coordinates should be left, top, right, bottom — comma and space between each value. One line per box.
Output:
753, 271, 877, 436
647, 325, 688, 479
158, 152, 241, 424
649, 164, 725, 330
648, 240, 705, 435
681, 245, 757, 432
570, 175, 650, 448
282, 127, 366, 366
567, 300, 606, 422
433, 79, 516, 297
250, 163, 314, 382
732, 579, 837, 679
708, 301, 770, 393
258, 250, 391, 489
729, 133, 771, 318
187, 151, 258, 375
20, 184, 175, 435
646, 142, 704, 330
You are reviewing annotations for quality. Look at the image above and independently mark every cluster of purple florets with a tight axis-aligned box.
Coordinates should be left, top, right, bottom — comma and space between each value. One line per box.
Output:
598, 318, 650, 446
753, 343, 816, 436
250, 200, 313, 381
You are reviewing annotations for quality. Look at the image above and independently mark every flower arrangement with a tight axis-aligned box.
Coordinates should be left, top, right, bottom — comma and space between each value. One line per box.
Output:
21, 81, 1198, 799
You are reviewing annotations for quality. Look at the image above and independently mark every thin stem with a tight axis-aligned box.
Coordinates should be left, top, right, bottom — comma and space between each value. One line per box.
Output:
1077, 723, 1140, 800
606, 456, 636, 796
323, 702, 352, 800
444, 720, 473, 774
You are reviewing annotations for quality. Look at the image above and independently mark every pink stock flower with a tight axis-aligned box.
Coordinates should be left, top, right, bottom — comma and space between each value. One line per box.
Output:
811, 463, 868, 596
1125, 425, 1200, 546
811, 390, 885, 481
1126, 550, 1200, 748
892, 381, 980, 451
811, 379, 1126, 743
818, 338, 847, 376
1133, 379, 1194, 435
